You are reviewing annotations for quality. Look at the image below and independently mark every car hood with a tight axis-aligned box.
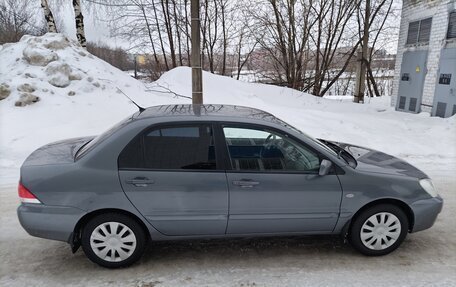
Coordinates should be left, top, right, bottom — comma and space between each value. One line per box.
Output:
323, 140, 428, 178
22, 136, 94, 166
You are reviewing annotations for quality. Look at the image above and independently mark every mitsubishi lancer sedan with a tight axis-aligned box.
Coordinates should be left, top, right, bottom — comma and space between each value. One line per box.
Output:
17, 104, 443, 268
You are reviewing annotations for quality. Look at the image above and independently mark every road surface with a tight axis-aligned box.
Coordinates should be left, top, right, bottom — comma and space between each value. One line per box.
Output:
1, 158, 455, 287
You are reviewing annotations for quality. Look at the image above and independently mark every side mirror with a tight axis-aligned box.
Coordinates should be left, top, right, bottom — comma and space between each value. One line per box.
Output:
319, 159, 333, 176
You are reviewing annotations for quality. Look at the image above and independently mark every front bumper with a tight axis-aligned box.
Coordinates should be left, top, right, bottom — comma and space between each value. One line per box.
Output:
17, 203, 85, 243
410, 195, 443, 233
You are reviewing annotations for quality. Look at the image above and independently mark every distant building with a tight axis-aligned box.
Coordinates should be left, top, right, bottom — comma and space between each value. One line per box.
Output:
391, 0, 456, 117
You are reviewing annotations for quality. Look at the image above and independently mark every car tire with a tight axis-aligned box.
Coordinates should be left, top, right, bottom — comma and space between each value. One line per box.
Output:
349, 204, 408, 256
81, 213, 147, 268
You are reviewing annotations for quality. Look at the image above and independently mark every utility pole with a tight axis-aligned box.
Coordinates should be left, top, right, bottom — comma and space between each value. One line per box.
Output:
134, 55, 138, 79
354, 0, 370, 103
191, 0, 203, 104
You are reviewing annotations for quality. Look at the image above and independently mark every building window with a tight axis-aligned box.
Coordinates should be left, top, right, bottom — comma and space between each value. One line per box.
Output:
406, 18, 432, 45
448, 11, 456, 39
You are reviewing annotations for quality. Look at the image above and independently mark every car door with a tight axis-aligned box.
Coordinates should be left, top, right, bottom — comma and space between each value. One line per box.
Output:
118, 123, 229, 236
221, 124, 343, 234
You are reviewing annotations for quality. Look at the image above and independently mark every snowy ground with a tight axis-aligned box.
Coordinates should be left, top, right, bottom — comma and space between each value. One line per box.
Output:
1, 34, 456, 286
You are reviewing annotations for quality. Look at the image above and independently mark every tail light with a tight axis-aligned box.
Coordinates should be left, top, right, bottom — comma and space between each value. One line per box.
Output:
18, 182, 41, 204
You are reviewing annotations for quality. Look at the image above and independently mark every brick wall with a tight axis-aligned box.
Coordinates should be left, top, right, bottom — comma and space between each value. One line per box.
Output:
391, 0, 456, 113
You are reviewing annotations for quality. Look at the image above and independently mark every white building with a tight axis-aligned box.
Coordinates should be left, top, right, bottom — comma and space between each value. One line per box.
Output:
391, 0, 456, 117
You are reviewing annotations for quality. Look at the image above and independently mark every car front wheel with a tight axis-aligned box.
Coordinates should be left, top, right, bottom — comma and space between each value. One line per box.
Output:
349, 204, 409, 256
81, 213, 146, 268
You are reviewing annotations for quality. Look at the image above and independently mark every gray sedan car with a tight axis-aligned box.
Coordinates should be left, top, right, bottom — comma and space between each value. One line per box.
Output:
17, 104, 443, 268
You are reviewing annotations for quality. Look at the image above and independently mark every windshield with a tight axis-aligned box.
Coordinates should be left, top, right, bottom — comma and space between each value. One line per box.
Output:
307, 136, 339, 157
75, 115, 134, 160
276, 119, 339, 158
318, 139, 358, 168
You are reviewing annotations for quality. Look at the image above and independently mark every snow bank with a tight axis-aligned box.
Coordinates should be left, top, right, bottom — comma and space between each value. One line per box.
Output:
1, 34, 455, 186
154, 67, 456, 164
0, 33, 179, 184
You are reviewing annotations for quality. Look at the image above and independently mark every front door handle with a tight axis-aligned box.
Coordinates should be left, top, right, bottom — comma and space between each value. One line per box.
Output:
125, 177, 154, 187
233, 179, 260, 188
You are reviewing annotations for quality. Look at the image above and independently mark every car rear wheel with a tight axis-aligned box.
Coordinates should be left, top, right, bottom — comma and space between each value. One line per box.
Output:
349, 204, 408, 256
81, 213, 146, 268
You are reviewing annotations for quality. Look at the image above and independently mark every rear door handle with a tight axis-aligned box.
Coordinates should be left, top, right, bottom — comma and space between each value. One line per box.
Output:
125, 177, 154, 187
233, 179, 260, 188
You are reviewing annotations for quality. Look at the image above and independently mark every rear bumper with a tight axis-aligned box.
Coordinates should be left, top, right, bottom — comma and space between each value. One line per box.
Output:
17, 203, 85, 243
410, 196, 443, 233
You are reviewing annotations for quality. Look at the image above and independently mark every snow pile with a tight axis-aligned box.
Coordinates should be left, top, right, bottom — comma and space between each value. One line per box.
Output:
0, 33, 154, 106
1, 33, 455, 186
0, 33, 180, 184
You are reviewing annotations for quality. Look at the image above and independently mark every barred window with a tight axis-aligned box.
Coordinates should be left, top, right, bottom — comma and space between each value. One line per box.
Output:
448, 11, 456, 39
406, 18, 432, 45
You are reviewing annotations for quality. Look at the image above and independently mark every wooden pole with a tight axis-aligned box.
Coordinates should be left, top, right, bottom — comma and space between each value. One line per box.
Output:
134, 55, 138, 79
191, 0, 203, 104
354, 0, 370, 103
354, 50, 363, 103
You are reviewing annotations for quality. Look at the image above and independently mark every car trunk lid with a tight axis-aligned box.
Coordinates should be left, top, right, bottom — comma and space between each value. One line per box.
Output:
22, 137, 94, 166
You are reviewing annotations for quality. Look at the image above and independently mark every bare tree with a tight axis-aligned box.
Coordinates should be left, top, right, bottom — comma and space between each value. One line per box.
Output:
87, 42, 134, 70
247, 0, 319, 90
41, 0, 57, 33
0, 0, 45, 44
365, 0, 397, 97
86, 0, 171, 76
83, 0, 397, 99
308, 0, 360, 96
319, 0, 397, 97
161, 0, 177, 68
234, 26, 258, 80
73, 0, 87, 48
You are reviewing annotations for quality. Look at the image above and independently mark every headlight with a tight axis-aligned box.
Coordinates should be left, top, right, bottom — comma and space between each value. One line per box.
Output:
419, 179, 438, 197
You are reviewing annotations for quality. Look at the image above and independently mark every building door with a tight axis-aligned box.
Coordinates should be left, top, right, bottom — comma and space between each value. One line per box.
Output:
432, 48, 456, 118
396, 50, 428, 113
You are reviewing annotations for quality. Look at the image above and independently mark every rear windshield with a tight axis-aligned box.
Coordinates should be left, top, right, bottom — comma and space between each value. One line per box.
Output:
75, 115, 134, 160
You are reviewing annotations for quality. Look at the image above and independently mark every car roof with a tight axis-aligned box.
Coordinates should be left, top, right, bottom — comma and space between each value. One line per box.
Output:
136, 104, 269, 118
135, 104, 292, 127
134, 104, 305, 134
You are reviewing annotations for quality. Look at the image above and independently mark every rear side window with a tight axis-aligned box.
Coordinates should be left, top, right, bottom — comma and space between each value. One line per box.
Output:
119, 124, 217, 170
118, 136, 143, 168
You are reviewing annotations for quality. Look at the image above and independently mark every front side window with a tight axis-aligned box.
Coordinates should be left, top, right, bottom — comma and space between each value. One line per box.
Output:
223, 126, 320, 172
118, 124, 217, 170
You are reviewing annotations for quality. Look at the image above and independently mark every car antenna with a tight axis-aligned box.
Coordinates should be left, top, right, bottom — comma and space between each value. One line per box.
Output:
116, 87, 145, 113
